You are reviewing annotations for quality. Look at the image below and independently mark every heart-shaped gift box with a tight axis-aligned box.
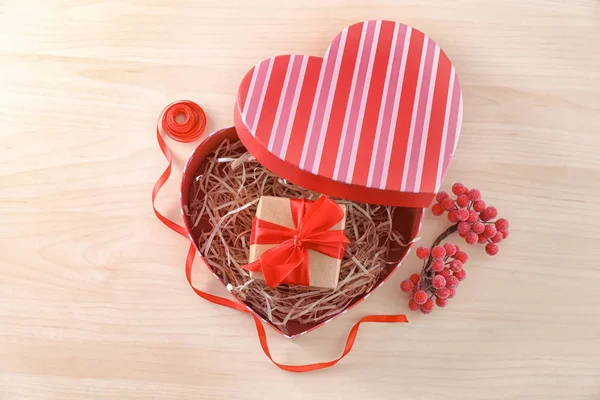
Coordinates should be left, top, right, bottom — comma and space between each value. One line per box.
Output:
181, 20, 463, 338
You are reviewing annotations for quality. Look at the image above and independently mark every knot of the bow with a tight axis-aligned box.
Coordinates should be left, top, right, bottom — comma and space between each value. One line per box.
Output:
293, 234, 303, 249
241, 196, 350, 288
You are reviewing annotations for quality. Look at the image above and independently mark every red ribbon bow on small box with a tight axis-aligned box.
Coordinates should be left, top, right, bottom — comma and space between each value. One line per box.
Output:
241, 196, 350, 288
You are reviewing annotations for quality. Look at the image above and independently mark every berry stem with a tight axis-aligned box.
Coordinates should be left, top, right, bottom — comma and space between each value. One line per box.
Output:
419, 224, 459, 287
431, 224, 459, 252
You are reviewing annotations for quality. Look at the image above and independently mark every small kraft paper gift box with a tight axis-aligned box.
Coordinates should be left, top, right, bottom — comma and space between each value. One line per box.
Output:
243, 196, 348, 289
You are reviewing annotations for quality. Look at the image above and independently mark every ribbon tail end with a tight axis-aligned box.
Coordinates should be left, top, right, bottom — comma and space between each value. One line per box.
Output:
240, 260, 263, 272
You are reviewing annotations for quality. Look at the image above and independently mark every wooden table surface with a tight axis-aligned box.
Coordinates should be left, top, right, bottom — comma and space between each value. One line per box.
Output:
1, 1, 599, 399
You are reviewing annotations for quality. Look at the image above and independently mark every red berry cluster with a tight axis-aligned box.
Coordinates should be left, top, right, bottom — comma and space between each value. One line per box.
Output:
400, 243, 468, 313
431, 182, 509, 255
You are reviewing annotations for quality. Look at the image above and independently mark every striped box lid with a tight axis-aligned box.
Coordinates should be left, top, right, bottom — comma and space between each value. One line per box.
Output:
234, 20, 463, 208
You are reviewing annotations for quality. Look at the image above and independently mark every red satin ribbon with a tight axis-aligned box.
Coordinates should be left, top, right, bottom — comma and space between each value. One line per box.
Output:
241, 197, 349, 288
184, 244, 409, 372
152, 101, 206, 237
153, 100, 408, 372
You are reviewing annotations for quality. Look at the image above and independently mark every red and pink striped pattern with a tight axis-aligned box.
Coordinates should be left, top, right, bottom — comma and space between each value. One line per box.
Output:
236, 20, 462, 199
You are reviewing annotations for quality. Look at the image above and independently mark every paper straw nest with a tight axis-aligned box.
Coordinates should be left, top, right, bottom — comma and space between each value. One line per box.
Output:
186, 140, 409, 327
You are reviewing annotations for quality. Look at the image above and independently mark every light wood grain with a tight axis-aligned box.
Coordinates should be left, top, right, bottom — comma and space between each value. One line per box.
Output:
1, 0, 599, 398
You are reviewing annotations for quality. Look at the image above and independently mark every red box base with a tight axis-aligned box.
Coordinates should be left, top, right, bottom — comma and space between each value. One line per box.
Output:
180, 126, 424, 338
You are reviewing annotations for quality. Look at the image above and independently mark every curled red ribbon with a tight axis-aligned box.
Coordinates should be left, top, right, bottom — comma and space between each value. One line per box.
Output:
161, 100, 206, 143
241, 197, 350, 288
153, 101, 408, 372
152, 101, 206, 236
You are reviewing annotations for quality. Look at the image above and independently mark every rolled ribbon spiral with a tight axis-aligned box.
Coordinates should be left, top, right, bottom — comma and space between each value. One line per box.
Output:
160, 100, 206, 143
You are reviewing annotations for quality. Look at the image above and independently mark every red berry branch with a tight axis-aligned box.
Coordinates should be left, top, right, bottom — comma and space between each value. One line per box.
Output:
400, 182, 510, 314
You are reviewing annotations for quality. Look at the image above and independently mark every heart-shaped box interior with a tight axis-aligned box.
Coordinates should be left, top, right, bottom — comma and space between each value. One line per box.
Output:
181, 20, 462, 338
